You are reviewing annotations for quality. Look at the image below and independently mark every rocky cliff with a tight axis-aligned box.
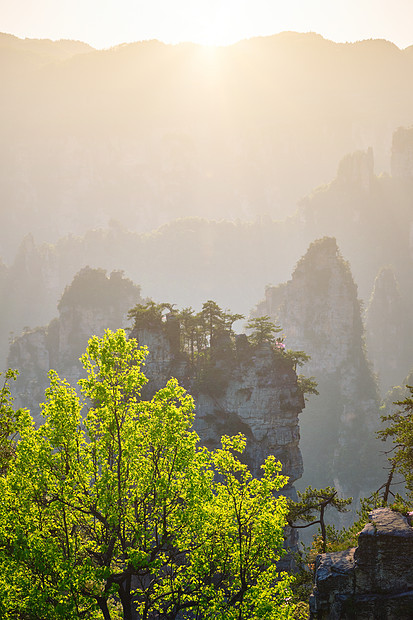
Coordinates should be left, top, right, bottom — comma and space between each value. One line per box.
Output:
8, 271, 305, 491
391, 126, 413, 178
8, 267, 142, 414
130, 323, 304, 487
365, 267, 413, 395
310, 508, 413, 619
129, 321, 305, 567
254, 237, 381, 503
8, 278, 305, 561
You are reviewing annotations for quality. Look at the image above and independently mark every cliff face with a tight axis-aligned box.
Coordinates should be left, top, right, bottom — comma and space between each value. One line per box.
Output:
130, 325, 304, 487
259, 237, 363, 377
310, 508, 413, 619
8, 267, 142, 415
365, 267, 413, 395
391, 126, 413, 178
195, 344, 303, 485
255, 237, 381, 501
9, 280, 305, 503
128, 324, 305, 566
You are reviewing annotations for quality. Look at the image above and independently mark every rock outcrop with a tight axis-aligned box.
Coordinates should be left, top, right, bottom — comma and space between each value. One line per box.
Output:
254, 237, 381, 503
128, 324, 305, 569
391, 126, 413, 178
336, 148, 374, 193
8, 267, 142, 414
129, 325, 304, 489
8, 271, 305, 496
365, 267, 413, 395
310, 508, 413, 619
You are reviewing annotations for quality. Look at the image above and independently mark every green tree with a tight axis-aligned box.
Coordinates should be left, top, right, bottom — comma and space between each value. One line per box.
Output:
246, 316, 282, 346
0, 369, 20, 474
177, 306, 199, 362
223, 310, 245, 334
0, 329, 295, 619
287, 486, 352, 554
296, 375, 319, 401
283, 350, 310, 372
128, 301, 169, 331
200, 300, 225, 346
378, 385, 413, 503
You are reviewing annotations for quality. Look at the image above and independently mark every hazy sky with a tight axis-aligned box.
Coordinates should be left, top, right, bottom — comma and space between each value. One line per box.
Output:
1, 0, 413, 49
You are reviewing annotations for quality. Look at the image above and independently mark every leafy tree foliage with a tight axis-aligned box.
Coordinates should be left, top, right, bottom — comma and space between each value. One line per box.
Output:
287, 487, 352, 554
0, 369, 20, 474
0, 330, 295, 619
378, 385, 413, 504
246, 316, 282, 346
127, 300, 171, 331
178, 306, 200, 362
129, 300, 245, 365
223, 311, 245, 334
296, 375, 319, 401
128, 300, 318, 405
199, 299, 225, 345
282, 350, 310, 372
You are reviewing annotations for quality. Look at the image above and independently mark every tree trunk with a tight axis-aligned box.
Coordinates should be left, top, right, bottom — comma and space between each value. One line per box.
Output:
119, 575, 133, 620
97, 597, 112, 620
320, 504, 327, 553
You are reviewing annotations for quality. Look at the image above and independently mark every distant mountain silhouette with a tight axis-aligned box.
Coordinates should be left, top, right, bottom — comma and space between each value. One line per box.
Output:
1, 32, 413, 258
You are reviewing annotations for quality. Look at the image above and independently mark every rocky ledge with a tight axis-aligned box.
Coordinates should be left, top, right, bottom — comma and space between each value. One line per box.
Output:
310, 507, 413, 619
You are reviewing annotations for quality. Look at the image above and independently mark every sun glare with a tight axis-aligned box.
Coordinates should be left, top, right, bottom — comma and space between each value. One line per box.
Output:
194, 26, 241, 47
166, 26, 244, 48
163, 1, 250, 48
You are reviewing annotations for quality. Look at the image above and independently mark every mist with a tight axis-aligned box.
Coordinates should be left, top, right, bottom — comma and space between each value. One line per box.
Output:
2, 29, 413, 614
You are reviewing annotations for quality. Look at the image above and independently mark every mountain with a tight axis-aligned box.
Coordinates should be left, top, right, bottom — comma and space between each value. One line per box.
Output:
365, 267, 412, 395
296, 140, 413, 302
2, 33, 413, 258
7, 267, 142, 412
8, 269, 305, 566
2, 130, 413, 398
254, 237, 382, 502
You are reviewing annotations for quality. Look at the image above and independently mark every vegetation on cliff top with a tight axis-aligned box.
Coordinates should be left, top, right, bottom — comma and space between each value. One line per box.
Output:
128, 300, 317, 401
